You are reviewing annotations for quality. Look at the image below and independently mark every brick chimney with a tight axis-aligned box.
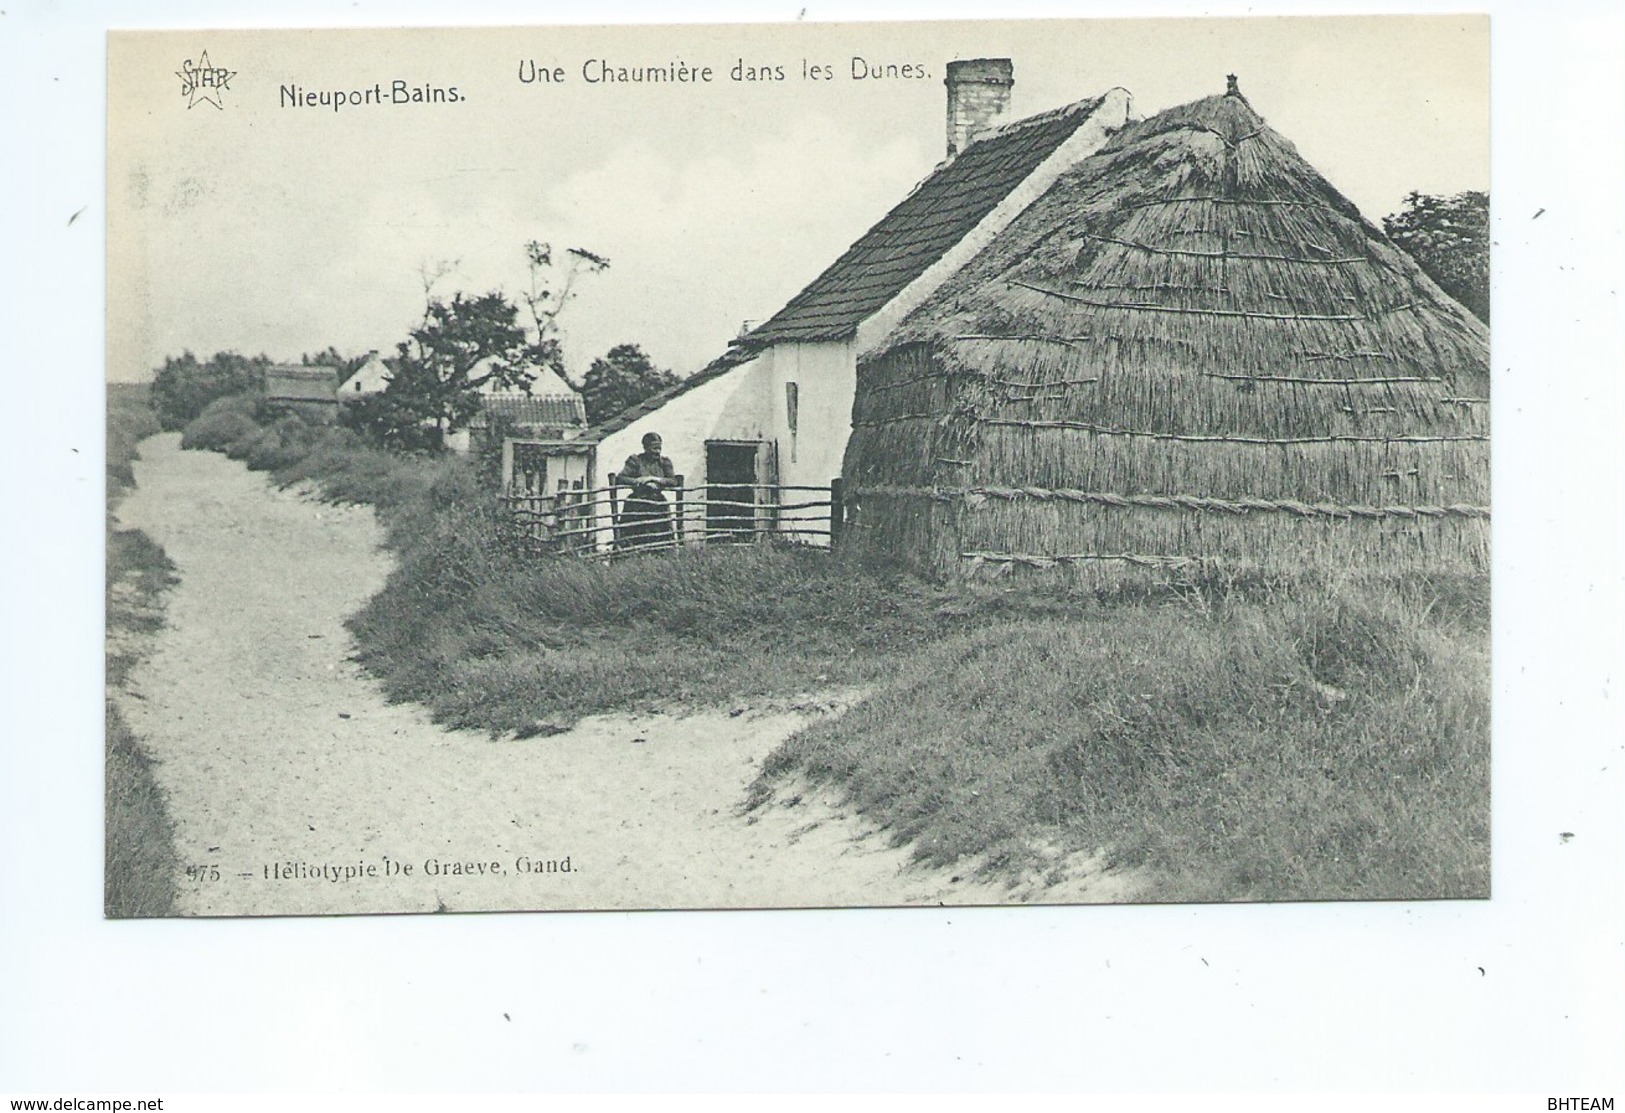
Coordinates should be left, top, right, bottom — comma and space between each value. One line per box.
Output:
945, 58, 1014, 158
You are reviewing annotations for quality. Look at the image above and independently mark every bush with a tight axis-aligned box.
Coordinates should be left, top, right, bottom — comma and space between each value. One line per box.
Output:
343, 531, 962, 732
181, 394, 263, 452
105, 701, 179, 917
152, 350, 270, 430
105, 380, 180, 916
337, 392, 445, 452
233, 413, 323, 472
107, 382, 161, 502
272, 434, 467, 530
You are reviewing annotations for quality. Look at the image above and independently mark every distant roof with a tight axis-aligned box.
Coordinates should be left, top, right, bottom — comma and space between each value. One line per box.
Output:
467, 358, 579, 400
745, 95, 1109, 346
335, 351, 390, 389
473, 392, 587, 430
264, 365, 339, 403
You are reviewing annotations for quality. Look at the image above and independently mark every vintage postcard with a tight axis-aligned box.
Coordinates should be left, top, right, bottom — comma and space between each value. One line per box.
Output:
105, 16, 1490, 918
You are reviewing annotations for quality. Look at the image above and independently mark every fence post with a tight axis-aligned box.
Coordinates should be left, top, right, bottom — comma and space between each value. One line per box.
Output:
674, 474, 685, 547
830, 477, 844, 547
608, 473, 620, 552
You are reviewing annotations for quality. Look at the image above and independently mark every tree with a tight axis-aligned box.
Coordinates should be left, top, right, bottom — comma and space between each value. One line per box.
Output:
384, 291, 539, 437
336, 389, 444, 451
1383, 190, 1490, 323
517, 240, 611, 378
150, 350, 271, 430
350, 243, 610, 449
577, 343, 680, 425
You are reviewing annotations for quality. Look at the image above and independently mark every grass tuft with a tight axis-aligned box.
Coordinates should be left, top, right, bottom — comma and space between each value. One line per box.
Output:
104, 703, 180, 917
105, 382, 181, 917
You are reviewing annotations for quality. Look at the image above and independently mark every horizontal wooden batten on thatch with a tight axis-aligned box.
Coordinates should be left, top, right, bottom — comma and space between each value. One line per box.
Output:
839, 86, 1489, 585
848, 484, 1489, 521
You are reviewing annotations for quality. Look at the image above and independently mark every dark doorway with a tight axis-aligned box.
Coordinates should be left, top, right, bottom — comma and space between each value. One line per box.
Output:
706, 441, 759, 541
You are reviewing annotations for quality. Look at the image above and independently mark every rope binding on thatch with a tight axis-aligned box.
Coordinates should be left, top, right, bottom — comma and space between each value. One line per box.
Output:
1300, 351, 1398, 362
849, 484, 1491, 521
1193, 125, 1265, 150
1119, 195, 1350, 214
961, 550, 1207, 570
863, 365, 1100, 394
850, 413, 1489, 445
1082, 232, 1364, 265
1008, 278, 1413, 322
1204, 371, 1442, 384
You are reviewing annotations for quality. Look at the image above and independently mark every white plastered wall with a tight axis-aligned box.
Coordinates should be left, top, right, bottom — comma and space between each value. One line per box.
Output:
580, 356, 771, 550
761, 340, 858, 495
338, 353, 392, 397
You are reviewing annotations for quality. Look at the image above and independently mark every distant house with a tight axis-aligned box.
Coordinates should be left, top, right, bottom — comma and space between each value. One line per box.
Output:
263, 364, 340, 420
333, 349, 587, 461
477, 391, 591, 494
335, 350, 391, 397
531, 60, 1134, 542
446, 361, 589, 480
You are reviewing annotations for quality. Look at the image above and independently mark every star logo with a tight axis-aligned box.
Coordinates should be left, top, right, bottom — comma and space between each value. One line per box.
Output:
177, 49, 235, 110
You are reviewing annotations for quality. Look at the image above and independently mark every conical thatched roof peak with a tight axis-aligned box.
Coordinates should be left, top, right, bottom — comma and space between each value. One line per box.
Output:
876, 85, 1486, 368
1096, 87, 1364, 221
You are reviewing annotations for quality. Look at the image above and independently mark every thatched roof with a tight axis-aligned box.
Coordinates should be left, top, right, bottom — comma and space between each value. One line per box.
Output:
843, 87, 1489, 583
264, 365, 340, 404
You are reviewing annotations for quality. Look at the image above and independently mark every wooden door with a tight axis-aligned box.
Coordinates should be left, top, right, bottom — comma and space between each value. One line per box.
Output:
754, 439, 780, 536
705, 441, 758, 541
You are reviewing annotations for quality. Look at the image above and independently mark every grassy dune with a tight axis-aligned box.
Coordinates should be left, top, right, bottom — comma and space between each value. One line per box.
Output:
180, 399, 1492, 900
105, 383, 180, 918
755, 576, 1489, 902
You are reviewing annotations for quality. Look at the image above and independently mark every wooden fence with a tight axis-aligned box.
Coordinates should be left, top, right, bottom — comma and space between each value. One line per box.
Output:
502, 475, 845, 556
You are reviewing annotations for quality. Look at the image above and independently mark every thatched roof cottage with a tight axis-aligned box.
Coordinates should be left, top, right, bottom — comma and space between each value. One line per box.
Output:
263, 364, 341, 420
840, 80, 1490, 584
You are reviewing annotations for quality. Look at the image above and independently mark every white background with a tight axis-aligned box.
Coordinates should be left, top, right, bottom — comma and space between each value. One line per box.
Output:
2, 0, 1621, 1095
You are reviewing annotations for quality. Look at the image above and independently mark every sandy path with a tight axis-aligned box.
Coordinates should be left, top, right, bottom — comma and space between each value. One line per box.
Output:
115, 434, 1135, 915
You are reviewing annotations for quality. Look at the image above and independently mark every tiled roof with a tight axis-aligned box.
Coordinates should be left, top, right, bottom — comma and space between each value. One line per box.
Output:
473, 393, 587, 430
745, 96, 1108, 345
264, 365, 339, 403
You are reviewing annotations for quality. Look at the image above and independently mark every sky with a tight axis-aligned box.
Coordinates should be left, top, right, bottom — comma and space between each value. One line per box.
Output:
106, 16, 1488, 383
